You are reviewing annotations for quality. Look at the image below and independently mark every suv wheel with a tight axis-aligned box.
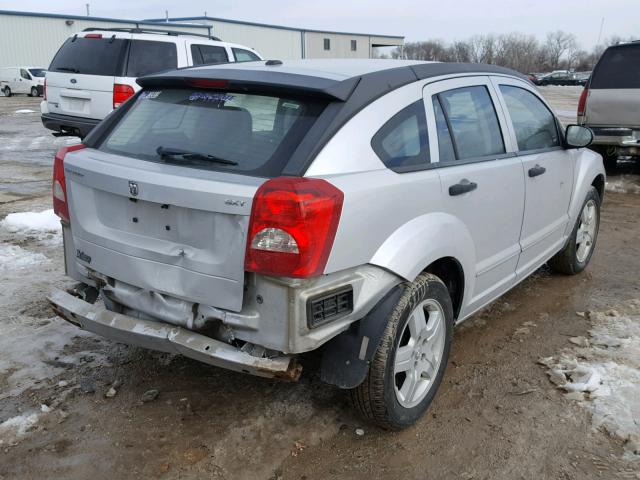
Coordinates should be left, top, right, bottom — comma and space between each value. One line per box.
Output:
549, 187, 600, 275
3, 86, 11, 97
350, 273, 453, 430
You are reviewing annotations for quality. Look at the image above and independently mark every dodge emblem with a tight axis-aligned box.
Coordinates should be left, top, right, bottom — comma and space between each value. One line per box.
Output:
128, 181, 139, 197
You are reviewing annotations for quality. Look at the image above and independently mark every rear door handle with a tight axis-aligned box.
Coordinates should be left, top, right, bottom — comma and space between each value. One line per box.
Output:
449, 180, 478, 196
528, 164, 546, 178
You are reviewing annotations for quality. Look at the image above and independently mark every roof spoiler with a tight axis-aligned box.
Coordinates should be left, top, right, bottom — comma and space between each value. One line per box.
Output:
137, 69, 360, 101
82, 27, 222, 42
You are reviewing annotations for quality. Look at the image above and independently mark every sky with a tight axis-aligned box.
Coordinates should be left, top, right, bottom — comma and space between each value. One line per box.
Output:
0, 0, 638, 49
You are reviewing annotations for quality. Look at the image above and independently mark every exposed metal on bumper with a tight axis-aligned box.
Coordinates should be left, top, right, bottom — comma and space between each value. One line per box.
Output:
47, 288, 301, 381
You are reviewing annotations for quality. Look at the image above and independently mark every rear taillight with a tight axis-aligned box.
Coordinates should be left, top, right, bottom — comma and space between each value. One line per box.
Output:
113, 84, 134, 109
43, 77, 47, 101
577, 87, 588, 118
53, 144, 86, 222
245, 177, 344, 278
84, 33, 103, 39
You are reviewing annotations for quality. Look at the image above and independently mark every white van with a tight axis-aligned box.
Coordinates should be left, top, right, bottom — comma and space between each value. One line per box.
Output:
41, 28, 262, 137
0, 67, 46, 97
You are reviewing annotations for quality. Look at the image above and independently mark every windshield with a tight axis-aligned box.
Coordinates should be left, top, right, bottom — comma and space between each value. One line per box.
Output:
99, 88, 326, 177
28, 68, 46, 77
49, 37, 128, 76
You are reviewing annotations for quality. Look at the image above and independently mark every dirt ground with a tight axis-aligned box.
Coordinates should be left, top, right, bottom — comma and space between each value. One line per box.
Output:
1, 87, 639, 480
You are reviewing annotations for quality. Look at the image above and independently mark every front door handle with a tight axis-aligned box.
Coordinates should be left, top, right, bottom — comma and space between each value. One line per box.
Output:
528, 164, 546, 178
449, 179, 478, 196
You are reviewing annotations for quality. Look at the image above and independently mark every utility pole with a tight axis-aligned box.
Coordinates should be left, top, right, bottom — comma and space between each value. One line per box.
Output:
86, 3, 90, 16
596, 17, 605, 47
165, 10, 169, 22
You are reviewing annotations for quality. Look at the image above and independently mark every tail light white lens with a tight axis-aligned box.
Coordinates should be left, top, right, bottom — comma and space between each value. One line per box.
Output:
113, 84, 134, 109
53, 144, 86, 222
245, 177, 344, 278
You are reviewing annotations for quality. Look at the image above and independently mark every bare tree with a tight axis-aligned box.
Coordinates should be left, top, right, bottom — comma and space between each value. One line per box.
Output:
544, 31, 578, 69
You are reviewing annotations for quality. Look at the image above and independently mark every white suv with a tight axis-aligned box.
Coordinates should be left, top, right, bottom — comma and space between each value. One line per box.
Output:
48, 60, 604, 429
41, 28, 262, 137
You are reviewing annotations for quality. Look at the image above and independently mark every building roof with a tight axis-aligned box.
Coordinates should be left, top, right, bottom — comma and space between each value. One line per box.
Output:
0, 9, 211, 30
144, 16, 405, 40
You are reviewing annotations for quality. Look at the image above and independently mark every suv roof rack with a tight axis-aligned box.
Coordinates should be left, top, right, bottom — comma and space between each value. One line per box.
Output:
82, 27, 222, 42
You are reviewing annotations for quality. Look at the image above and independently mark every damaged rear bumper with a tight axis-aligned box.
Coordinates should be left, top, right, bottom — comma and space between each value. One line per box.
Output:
47, 288, 301, 381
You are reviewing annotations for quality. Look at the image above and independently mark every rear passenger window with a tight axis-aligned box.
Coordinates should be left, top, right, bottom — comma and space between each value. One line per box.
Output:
127, 41, 177, 77
371, 101, 430, 172
436, 86, 505, 160
499, 85, 559, 151
232, 48, 260, 62
191, 44, 229, 65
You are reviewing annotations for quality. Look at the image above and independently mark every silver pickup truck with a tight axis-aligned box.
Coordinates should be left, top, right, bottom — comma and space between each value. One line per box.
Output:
578, 40, 640, 168
48, 59, 604, 429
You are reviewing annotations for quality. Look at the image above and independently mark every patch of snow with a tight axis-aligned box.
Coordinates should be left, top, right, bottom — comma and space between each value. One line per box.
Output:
14, 109, 36, 114
0, 317, 108, 399
1, 209, 62, 246
547, 302, 640, 460
0, 244, 48, 272
1, 209, 61, 233
606, 177, 640, 195
0, 413, 39, 443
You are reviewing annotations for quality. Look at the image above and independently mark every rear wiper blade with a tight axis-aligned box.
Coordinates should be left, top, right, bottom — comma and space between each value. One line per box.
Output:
156, 146, 238, 166
56, 67, 80, 73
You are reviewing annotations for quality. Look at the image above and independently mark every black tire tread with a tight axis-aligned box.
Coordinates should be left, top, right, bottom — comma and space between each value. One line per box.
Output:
349, 272, 447, 430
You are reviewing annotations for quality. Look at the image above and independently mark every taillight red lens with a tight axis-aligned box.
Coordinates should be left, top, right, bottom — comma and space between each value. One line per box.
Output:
577, 87, 588, 117
84, 33, 103, 39
43, 77, 47, 101
113, 84, 134, 109
53, 144, 86, 222
245, 177, 344, 278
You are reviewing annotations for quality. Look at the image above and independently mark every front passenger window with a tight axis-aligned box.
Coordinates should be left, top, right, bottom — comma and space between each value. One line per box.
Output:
371, 100, 430, 172
499, 85, 560, 151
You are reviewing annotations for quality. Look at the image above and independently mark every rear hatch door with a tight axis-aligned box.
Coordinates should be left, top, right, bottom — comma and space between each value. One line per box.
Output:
586, 43, 640, 127
46, 33, 131, 120
64, 149, 260, 312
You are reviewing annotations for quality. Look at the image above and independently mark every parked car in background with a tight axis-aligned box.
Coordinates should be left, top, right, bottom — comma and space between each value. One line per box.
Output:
535, 70, 580, 86
0, 66, 46, 97
41, 28, 262, 138
573, 71, 591, 86
48, 59, 604, 429
578, 40, 640, 169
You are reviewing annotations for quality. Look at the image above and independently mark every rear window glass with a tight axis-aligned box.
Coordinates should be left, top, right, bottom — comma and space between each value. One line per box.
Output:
49, 37, 128, 76
99, 89, 326, 177
191, 44, 229, 65
126, 40, 178, 77
591, 45, 640, 89
28, 68, 46, 77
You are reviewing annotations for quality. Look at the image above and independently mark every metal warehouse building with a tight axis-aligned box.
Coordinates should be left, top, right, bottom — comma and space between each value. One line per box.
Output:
0, 10, 404, 68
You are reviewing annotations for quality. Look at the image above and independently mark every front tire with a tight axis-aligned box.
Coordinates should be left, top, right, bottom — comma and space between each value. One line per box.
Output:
549, 187, 600, 275
350, 273, 453, 430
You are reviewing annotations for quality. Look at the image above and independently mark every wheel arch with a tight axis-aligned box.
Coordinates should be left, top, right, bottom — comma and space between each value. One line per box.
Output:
591, 173, 605, 203
423, 257, 465, 320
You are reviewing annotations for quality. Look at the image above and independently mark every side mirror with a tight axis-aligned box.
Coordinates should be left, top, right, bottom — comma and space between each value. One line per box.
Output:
565, 125, 593, 148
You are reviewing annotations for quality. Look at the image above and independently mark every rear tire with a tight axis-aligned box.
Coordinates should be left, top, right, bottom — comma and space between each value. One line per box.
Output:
30, 87, 38, 97
350, 273, 453, 430
549, 187, 600, 275
3, 86, 11, 97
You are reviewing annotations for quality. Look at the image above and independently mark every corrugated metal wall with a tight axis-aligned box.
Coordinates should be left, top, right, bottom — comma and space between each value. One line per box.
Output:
0, 14, 210, 67
304, 32, 372, 59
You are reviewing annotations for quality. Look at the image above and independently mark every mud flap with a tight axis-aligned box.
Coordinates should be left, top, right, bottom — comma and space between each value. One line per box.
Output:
320, 285, 403, 389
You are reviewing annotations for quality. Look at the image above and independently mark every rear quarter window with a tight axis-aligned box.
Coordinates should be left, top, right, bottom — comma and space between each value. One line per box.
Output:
591, 45, 640, 89
232, 48, 261, 62
49, 37, 128, 76
191, 44, 229, 65
126, 40, 178, 77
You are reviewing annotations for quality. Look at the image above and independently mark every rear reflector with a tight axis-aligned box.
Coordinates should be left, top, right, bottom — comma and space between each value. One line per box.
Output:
307, 286, 353, 328
245, 177, 343, 278
53, 144, 86, 222
185, 79, 229, 89
577, 87, 588, 117
113, 84, 135, 109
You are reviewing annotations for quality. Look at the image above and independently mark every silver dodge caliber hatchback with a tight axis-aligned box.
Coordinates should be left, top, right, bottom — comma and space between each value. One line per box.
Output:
48, 59, 604, 429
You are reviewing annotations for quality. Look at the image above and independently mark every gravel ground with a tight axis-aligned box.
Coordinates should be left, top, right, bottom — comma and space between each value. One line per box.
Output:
0, 88, 639, 480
